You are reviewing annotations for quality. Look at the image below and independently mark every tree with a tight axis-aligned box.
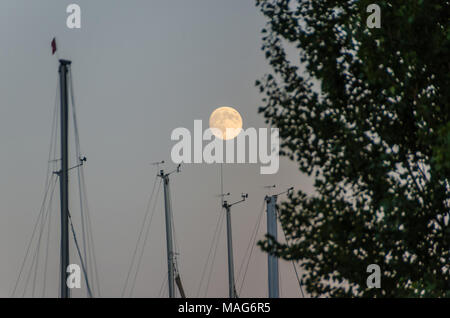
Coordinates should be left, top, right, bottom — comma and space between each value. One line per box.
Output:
256, 0, 449, 297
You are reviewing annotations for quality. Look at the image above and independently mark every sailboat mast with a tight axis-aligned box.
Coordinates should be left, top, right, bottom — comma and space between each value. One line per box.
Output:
161, 170, 175, 298
266, 195, 279, 298
58, 59, 71, 298
222, 193, 247, 298
223, 202, 236, 298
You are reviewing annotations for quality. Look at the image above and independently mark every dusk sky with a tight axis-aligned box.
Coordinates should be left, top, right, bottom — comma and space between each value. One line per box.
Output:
0, 0, 314, 297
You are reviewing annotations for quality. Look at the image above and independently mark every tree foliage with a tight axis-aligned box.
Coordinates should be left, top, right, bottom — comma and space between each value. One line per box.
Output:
256, 0, 449, 297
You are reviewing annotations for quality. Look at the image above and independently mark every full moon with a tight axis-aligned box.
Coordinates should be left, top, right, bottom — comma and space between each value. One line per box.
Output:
209, 106, 243, 140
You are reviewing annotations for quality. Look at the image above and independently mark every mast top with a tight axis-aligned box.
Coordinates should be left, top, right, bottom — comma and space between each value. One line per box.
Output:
59, 59, 72, 65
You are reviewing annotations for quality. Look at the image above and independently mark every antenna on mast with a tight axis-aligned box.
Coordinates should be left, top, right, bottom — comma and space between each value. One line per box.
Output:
263, 185, 276, 195
216, 192, 231, 198
222, 192, 249, 298
151, 160, 165, 170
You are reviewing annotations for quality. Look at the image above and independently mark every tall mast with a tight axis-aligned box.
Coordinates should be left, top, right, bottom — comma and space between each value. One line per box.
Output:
222, 193, 248, 298
265, 187, 293, 299
266, 195, 279, 298
161, 170, 174, 298
159, 165, 181, 298
223, 202, 236, 298
58, 59, 71, 298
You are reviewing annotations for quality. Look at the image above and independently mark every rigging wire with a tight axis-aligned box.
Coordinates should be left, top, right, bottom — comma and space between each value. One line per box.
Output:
237, 199, 266, 295
128, 180, 162, 297
158, 271, 168, 298
237, 199, 265, 282
160, 272, 169, 298
69, 66, 89, 287
32, 174, 57, 297
41, 79, 60, 298
196, 207, 225, 297
12, 176, 55, 297
11, 78, 60, 298
21, 177, 58, 297
121, 175, 160, 297
31, 197, 49, 297
204, 210, 225, 297
276, 205, 306, 298
68, 67, 87, 265
41, 186, 54, 298
80, 169, 101, 296
197, 165, 227, 298
68, 210, 93, 298
69, 67, 101, 297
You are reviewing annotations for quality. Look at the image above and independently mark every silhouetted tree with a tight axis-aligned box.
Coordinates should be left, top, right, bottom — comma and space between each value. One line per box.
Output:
256, 0, 449, 297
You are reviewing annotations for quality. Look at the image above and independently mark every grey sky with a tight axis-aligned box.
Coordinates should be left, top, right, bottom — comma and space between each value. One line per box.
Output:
0, 0, 313, 297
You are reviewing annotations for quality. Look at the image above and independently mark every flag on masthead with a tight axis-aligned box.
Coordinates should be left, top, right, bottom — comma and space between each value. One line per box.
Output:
51, 38, 57, 55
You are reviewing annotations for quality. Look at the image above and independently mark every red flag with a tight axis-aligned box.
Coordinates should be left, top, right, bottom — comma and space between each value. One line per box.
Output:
51, 38, 57, 55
